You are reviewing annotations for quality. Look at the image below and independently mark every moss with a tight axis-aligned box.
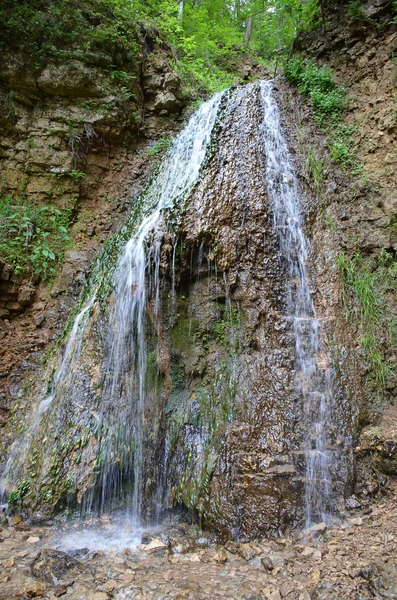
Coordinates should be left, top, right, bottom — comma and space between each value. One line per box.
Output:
170, 316, 200, 353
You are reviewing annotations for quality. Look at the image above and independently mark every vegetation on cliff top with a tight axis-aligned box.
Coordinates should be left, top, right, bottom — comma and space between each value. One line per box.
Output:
0, 0, 320, 92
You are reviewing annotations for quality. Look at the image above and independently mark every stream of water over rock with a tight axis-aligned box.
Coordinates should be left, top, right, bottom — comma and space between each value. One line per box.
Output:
260, 81, 336, 526
1, 80, 351, 538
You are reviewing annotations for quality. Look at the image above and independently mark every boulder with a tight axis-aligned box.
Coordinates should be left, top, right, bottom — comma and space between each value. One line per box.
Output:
31, 549, 80, 584
153, 91, 180, 114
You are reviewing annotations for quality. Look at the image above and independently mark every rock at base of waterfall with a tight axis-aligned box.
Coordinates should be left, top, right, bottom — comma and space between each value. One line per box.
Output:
31, 549, 81, 583
19, 581, 47, 598
261, 556, 275, 570
309, 522, 327, 538
139, 538, 167, 555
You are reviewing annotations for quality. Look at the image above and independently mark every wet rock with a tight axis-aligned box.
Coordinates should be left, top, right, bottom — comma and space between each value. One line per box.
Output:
10, 514, 22, 526
31, 549, 80, 583
311, 583, 340, 600
262, 586, 282, 600
261, 556, 275, 571
238, 542, 263, 561
345, 497, 361, 510
170, 537, 196, 555
224, 541, 240, 554
359, 563, 397, 598
53, 585, 68, 597
348, 517, 363, 526
27, 536, 40, 544
140, 537, 167, 556
19, 581, 46, 598
279, 581, 295, 598
140, 531, 154, 544
15, 523, 32, 532
214, 548, 228, 563
4, 556, 16, 568
309, 522, 327, 538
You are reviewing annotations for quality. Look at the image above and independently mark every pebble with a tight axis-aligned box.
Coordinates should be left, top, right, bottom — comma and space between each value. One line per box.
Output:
309, 522, 327, 538
261, 556, 275, 571
27, 536, 40, 543
3, 556, 16, 568
214, 548, 228, 563
20, 581, 46, 597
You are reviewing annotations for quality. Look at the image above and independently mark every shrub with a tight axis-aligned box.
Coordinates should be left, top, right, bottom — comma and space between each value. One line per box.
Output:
284, 58, 347, 119
0, 195, 71, 279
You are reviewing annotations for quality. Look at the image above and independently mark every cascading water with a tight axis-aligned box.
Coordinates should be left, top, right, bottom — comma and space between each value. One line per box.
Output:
260, 80, 336, 526
92, 91, 223, 522
1, 80, 351, 538
0, 297, 95, 502
1, 92, 223, 524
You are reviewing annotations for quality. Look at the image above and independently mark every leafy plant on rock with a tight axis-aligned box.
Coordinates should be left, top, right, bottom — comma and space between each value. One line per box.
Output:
0, 195, 71, 279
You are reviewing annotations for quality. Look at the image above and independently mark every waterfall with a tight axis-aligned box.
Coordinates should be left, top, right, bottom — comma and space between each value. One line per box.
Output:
0, 297, 95, 502
1, 92, 223, 521
2, 80, 350, 535
260, 80, 335, 526
93, 91, 223, 521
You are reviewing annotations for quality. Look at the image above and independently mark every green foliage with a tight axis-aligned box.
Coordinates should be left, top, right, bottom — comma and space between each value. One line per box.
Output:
285, 58, 365, 175
8, 479, 31, 512
337, 252, 397, 389
245, 0, 320, 60
212, 307, 243, 351
284, 58, 347, 119
0, 0, 139, 62
329, 123, 362, 174
305, 149, 324, 194
0, 0, 323, 94
69, 169, 85, 181
0, 195, 71, 279
347, 1, 364, 20
147, 136, 173, 157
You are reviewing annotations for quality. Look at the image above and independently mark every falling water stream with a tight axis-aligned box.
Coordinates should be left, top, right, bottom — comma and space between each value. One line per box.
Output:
260, 81, 334, 526
92, 91, 223, 522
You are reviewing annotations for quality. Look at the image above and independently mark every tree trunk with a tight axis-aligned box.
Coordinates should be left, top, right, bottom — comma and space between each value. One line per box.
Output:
245, 16, 253, 45
178, 0, 184, 24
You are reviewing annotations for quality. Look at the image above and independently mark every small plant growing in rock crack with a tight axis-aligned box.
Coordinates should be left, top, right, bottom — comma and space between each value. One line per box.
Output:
69, 169, 85, 181
8, 479, 31, 512
347, 0, 364, 20
147, 136, 173, 156
305, 149, 324, 194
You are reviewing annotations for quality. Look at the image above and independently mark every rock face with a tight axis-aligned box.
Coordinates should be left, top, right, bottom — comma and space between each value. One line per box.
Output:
0, 33, 186, 447
293, 0, 397, 499
1, 4, 396, 542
